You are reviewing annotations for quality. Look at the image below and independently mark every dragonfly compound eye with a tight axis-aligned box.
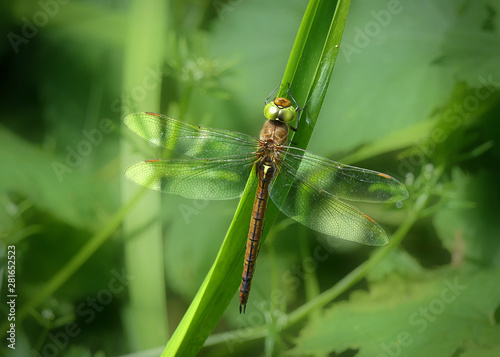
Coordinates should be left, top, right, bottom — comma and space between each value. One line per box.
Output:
264, 101, 279, 120
277, 105, 297, 124
263, 98, 297, 124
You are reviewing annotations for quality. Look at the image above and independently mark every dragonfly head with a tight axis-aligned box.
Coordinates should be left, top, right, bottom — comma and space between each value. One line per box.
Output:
263, 97, 297, 124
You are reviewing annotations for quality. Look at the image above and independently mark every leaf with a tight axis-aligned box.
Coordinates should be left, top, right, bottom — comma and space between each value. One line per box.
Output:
366, 247, 423, 282
438, 0, 500, 88
291, 268, 500, 357
0, 127, 114, 231
434, 168, 500, 267
309, 0, 459, 156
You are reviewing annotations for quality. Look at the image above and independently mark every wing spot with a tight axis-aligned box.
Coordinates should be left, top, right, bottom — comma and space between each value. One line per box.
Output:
364, 214, 377, 223
145, 112, 160, 116
378, 173, 392, 179
145, 159, 160, 162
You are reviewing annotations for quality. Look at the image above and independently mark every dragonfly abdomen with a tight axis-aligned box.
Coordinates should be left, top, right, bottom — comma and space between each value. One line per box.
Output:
239, 163, 276, 313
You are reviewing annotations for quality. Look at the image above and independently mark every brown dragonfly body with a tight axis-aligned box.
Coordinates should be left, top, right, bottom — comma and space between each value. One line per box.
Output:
239, 116, 290, 313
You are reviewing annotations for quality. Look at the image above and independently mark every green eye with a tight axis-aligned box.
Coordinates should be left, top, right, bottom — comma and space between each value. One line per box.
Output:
264, 102, 279, 120
263, 98, 297, 124
278, 106, 296, 123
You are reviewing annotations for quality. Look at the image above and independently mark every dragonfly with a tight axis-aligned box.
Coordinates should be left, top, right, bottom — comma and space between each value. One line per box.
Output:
124, 87, 409, 313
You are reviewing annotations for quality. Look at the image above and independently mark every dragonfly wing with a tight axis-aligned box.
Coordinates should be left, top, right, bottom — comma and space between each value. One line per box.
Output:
269, 168, 389, 245
279, 147, 409, 203
126, 154, 256, 200
268, 146, 409, 245
125, 112, 258, 158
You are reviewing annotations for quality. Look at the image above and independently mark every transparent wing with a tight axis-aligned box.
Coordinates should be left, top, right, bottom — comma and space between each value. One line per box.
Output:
124, 112, 259, 158
278, 147, 409, 202
269, 148, 409, 245
126, 153, 257, 200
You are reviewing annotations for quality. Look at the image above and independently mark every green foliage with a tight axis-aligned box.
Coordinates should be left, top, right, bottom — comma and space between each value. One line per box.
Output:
1, 0, 499, 356
291, 269, 500, 357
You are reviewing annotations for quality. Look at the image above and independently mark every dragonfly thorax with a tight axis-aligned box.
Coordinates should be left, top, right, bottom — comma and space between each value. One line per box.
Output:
256, 120, 288, 171
263, 97, 297, 124
259, 119, 289, 146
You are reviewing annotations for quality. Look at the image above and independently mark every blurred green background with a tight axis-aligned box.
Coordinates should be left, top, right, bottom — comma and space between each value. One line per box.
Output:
1, 0, 500, 356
